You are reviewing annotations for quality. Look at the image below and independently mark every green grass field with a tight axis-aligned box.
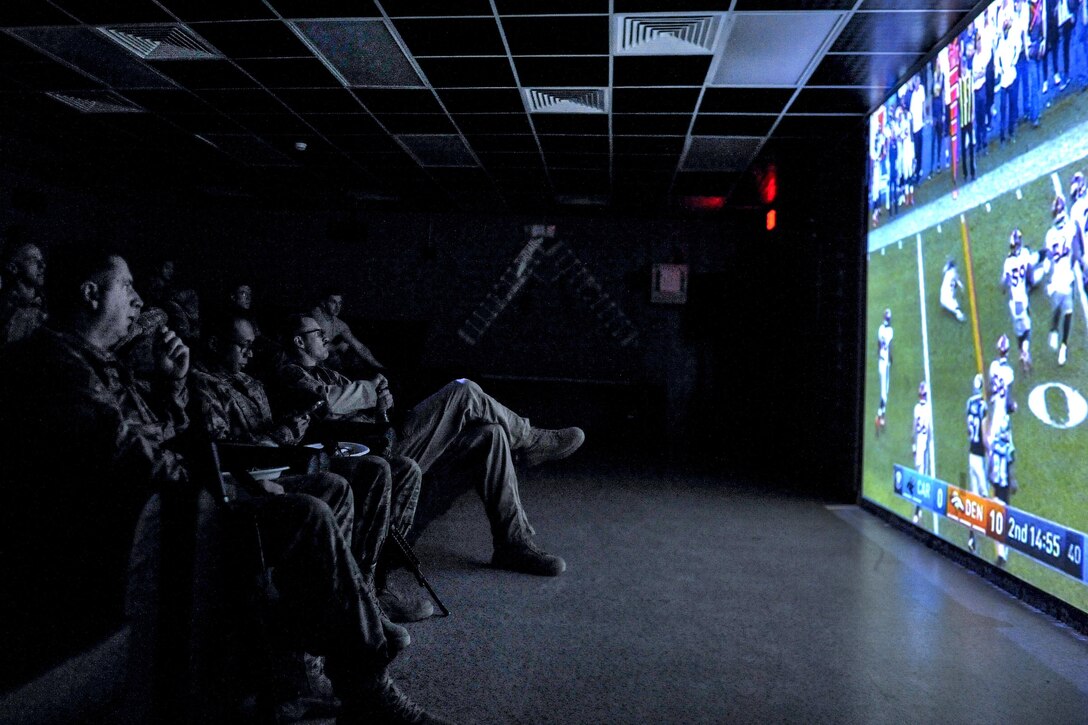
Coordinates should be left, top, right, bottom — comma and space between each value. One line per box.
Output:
863, 157, 1088, 613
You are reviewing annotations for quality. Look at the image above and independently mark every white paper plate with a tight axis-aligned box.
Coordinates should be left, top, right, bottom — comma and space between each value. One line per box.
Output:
335, 441, 370, 458
247, 466, 290, 481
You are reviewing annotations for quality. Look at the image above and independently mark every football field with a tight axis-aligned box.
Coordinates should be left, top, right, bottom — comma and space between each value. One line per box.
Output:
863, 157, 1088, 613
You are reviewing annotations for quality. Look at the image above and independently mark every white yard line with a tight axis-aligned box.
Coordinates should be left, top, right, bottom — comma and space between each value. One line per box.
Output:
917, 233, 937, 478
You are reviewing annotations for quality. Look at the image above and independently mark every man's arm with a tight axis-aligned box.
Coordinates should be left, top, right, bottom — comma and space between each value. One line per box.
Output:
278, 362, 380, 418
332, 317, 385, 371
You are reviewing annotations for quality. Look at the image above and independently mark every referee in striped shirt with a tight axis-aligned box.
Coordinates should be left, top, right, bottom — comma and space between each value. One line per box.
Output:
959, 35, 977, 182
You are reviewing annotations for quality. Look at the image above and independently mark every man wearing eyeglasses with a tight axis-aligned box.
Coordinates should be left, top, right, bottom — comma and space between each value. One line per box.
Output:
190, 312, 432, 623
277, 313, 584, 577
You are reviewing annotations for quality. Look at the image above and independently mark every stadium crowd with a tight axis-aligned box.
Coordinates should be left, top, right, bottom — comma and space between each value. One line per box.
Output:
870, 0, 1088, 225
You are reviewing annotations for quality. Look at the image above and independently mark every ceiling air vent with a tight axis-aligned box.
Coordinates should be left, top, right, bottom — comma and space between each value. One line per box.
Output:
98, 25, 221, 60
525, 89, 607, 114
614, 14, 722, 56
46, 90, 143, 113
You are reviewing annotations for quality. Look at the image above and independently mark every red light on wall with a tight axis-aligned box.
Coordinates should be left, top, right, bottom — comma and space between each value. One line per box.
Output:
757, 164, 777, 204
681, 195, 725, 211
766, 209, 777, 231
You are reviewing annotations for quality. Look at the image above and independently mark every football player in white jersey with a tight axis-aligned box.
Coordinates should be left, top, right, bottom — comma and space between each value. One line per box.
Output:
875, 309, 894, 434
911, 381, 936, 531
940, 258, 966, 322
1069, 172, 1087, 289
965, 373, 988, 552
988, 334, 1018, 498
1046, 196, 1077, 366
1002, 228, 1034, 371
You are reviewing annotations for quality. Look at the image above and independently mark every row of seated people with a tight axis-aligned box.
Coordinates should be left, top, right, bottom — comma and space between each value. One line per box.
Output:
0, 247, 584, 722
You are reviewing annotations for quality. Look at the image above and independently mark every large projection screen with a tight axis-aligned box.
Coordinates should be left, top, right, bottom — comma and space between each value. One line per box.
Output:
862, 0, 1088, 615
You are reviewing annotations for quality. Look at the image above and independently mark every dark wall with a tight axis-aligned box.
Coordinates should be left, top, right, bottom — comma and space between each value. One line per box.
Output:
0, 128, 865, 499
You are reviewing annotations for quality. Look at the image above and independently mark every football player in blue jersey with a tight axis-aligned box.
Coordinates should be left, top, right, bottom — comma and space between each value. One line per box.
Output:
965, 373, 989, 552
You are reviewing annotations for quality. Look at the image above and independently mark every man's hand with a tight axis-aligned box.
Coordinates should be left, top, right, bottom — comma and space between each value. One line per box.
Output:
157, 327, 190, 380
374, 374, 394, 412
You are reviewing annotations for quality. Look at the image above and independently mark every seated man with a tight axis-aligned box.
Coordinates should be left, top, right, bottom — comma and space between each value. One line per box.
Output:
191, 312, 431, 622
0, 241, 48, 346
276, 313, 585, 577
0, 249, 446, 723
309, 289, 385, 375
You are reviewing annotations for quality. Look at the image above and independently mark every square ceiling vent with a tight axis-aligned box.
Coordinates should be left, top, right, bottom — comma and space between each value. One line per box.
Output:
613, 14, 725, 56
98, 25, 221, 60
524, 88, 608, 114
46, 90, 144, 113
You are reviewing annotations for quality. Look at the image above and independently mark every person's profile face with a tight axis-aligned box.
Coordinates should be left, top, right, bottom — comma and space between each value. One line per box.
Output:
10, 244, 45, 288
97, 257, 143, 347
224, 319, 255, 373
161, 260, 175, 280
296, 316, 330, 362
322, 295, 343, 317
231, 285, 252, 310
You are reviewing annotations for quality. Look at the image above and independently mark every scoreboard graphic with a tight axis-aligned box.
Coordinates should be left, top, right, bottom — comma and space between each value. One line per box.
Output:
894, 465, 1087, 583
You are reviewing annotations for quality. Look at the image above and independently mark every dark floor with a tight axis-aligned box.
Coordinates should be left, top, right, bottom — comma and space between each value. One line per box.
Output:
385, 454, 1088, 724
3, 453, 1086, 724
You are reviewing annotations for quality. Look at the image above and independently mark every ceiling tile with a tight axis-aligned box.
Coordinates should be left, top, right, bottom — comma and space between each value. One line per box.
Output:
545, 152, 608, 170
237, 57, 340, 87
375, 113, 457, 134
700, 87, 794, 113
613, 135, 685, 154
353, 88, 443, 114
267, 0, 380, 19
833, 11, 966, 53
170, 112, 247, 134
190, 21, 310, 58
122, 88, 212, 113
203, 133, 292, 164
775, 114, 862, 137
51, 0, 172, 24
384, 0, 494, 16
613, 87, 700, 114
550, 168, 608, 193
530, 114, 607, 135
495, 0, 609, 13
437, 88, 525, 114
0, 4, 78, 26
512, 56, 609, 87
276, 87, 362, 113
398, 134, 476, 166
612, 113, 691, 135
303, 113, 385, 134
452, 113, 532, 133
683, 136, 763, 171
714, 12, 844, 86
614, 56, 711, 87
808, 53, 923, 87
151, 59, 256, 88
539, 135, 609, 154
673, 170, 738, 195
1, 61, 100, 91
465, 134, 538, 153
477, 152, 544, 169
790, 86, 882, 114
733, 0, 855, 8
862, 1, 977, 9
692, 114, 776, 136
327, 133, 403, 153
392, 18, 506, 57
292, 20, 424, 88
417, 57, 515, 88
157, 0, 277, 22
12, 26, 174, 89
0, 34, 51, 63
198, 87, 286, 113
613, 153, 679, 170
614, 1, 733, 11
501, 15, 609, 55
234, 113, 312, 134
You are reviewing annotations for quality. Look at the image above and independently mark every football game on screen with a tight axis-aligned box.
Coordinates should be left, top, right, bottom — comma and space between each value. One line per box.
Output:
862, 0, 1088, 614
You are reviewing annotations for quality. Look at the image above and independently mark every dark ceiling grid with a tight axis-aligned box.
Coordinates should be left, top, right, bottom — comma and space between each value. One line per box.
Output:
0, 0, 984, 211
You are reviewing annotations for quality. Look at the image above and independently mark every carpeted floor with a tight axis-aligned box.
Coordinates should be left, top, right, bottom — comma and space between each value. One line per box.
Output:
378, 453, 1088, 725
